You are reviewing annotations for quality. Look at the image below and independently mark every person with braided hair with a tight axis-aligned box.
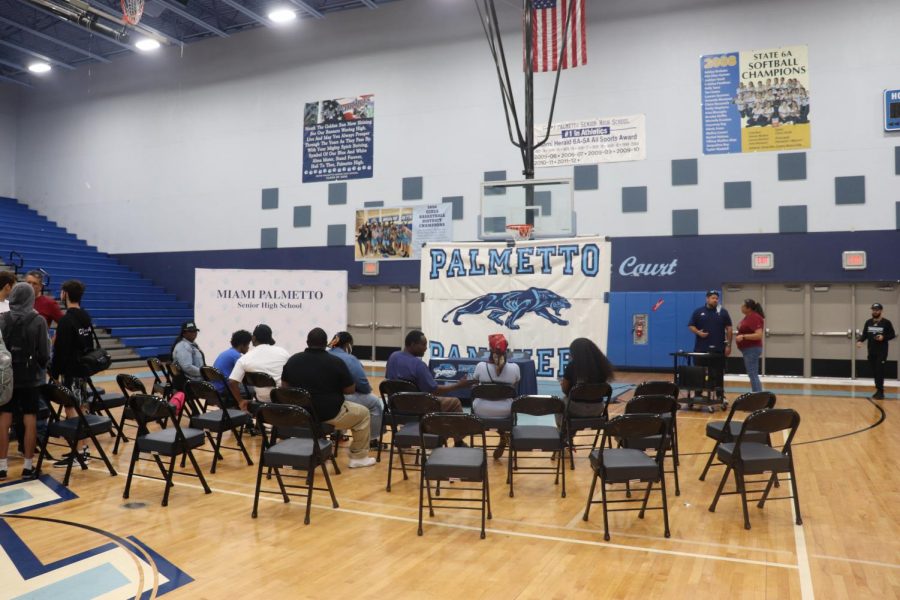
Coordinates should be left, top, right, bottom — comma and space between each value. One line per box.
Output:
472, 333, 520, 459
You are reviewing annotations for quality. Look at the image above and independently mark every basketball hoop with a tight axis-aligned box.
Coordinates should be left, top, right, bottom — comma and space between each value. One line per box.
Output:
505, 224, 534, 241
122, 0, 145, 25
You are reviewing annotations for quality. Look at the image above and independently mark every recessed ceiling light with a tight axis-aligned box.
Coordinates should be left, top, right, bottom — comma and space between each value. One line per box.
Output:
268, 8, 297, 23
27, 62, 51, 74
135, 39, 161, 52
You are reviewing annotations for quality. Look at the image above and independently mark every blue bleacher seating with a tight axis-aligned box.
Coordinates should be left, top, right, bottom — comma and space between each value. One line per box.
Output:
0, 197, 192, 364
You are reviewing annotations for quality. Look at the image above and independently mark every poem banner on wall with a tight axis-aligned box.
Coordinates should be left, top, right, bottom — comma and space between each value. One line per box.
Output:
302, 94, 374, 182
354, 203, 452, 261
701, 45, 810, 154
420, 237, 611, 379
534, 114, 646, 167
194, 269, 348, 359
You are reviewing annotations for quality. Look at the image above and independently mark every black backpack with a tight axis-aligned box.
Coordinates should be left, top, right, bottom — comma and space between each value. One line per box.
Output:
0, 313, 40, 386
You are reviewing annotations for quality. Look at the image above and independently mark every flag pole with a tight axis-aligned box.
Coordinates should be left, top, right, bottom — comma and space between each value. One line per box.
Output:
523, 0, 535, 225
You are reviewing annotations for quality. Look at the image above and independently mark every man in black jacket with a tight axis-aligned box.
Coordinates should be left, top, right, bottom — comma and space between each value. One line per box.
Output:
49, 280, 95, 467
0, 283, 51, 480
857, 303, 896, 400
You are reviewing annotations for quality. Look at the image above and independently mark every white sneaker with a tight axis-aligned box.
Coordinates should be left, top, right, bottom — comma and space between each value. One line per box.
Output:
348, 456, 377, 469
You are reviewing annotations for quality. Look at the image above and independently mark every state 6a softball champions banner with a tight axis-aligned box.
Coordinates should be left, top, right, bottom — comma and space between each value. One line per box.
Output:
701, 45, 810, 154
421, 237, 611, 379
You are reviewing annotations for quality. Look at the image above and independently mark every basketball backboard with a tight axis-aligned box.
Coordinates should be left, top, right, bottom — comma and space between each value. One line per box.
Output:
479, 178, 575, 240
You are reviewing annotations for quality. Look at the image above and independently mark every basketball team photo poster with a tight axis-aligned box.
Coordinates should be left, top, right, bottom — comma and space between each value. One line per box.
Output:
701, 45, 810, 154
193, 268, 348, 360
421, 237, 611, 379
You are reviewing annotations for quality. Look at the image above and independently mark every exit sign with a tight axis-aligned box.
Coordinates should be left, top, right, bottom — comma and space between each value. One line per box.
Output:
842, 251, 867, 270
362, 260, 379, 276
751, 252, 774, 270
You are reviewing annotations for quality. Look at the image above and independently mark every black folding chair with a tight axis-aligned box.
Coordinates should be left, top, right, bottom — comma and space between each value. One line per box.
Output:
123, 393, 211, 506
84, 376, 127, 441
147, 357, 172, 396
709, 408, 802, 530
564, 383, 612, 470
385, 392, 441, 492
699, 392, 776, 482
242, 371, 278, 414
251, 404, 338, 524
583, 414, 670, 541
620, 394, 681, 496
418, 413, 492, 539
634, 381, 681, 466
35, 383, 117, 487
187, 380, 253, 474
508, 395, 566, 498
378, 379, 418, 462
113, 373, 152, 455
201, 365, 244, 408
470, 383, 515, 454
270, 387, 342, 475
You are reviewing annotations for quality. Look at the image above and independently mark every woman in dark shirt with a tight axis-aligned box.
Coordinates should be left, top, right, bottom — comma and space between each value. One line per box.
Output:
559, 338, 615, 422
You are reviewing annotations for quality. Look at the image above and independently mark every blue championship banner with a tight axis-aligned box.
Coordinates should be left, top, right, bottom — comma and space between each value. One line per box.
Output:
421, 237, 611, 379
302, 94, 374, 182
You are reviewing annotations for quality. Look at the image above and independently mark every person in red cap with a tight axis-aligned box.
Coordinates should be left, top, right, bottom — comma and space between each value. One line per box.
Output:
472, 333, 520, 459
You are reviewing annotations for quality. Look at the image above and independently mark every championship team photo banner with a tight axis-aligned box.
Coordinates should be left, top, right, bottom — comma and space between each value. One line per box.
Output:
193, 268, 348, 360
421, 237, 611, 379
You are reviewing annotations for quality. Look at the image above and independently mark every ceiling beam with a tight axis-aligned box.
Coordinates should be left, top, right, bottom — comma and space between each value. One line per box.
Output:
0, 72, 33, 88
284, 0, 325, 19
150, 0, 229, 37
0, 15, 112, 63
0, 56, 29, 71
216, 0, 271, 28
10, 0, 136, 53
0, 38, 76, 70
359, 0, 378, 8
80, 0, 184, 48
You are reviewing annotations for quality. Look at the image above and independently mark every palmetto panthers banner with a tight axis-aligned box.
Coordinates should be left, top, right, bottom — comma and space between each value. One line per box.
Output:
421, 237, 611, 379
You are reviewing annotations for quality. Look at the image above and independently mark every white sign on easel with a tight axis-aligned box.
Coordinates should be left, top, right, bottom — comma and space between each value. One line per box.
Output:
193, 268, 348, 359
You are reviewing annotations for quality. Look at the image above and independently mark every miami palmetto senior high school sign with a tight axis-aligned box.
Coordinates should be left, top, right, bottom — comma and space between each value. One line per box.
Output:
421, 237, 611, 379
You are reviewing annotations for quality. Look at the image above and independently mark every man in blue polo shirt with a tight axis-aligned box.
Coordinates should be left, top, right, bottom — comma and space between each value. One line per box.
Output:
385, 330, 473, 445
687, 290, 733, 399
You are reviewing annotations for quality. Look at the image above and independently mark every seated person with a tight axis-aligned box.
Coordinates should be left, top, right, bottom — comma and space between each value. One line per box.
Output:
557, 337, 615, 427
472, 334, 520, 459
228, 324, 290, 409
212, 329, 252, 398
385, 330, 473, 446
328, 331, 382, 448
171, 321, 205, 387
282, 328, 376, 469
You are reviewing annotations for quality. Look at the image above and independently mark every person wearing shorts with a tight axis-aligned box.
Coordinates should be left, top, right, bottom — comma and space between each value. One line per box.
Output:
0, 283, 51, 481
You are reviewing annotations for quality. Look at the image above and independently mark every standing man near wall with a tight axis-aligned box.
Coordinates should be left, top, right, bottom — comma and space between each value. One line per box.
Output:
688, 290, 733, 400
857, 303, 895, 400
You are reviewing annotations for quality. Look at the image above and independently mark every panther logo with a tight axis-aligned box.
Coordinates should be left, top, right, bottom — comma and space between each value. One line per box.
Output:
441, 287, 572, 330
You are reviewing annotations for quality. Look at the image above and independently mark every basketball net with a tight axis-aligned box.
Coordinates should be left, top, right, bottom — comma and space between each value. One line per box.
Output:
506, 224, 534, 242
122, 0, 145, 25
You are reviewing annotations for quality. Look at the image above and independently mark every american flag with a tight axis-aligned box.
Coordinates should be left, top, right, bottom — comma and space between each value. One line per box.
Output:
532, 0, 587, 72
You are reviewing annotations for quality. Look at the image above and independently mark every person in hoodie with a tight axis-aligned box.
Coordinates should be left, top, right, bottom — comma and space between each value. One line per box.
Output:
0, 283, 51, 481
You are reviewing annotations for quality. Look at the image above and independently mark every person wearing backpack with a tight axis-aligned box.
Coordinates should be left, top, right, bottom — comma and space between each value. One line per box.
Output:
0, 283, 51, 481
48, 280, 95, 468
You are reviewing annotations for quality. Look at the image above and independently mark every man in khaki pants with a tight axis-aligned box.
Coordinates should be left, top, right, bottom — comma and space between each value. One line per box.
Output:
281, 328, 375, 468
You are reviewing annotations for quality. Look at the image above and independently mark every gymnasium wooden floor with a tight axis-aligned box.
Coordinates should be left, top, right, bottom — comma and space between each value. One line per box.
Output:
2, 370, 898, 599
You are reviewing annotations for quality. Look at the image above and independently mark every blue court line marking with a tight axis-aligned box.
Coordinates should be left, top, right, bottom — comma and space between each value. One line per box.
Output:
0, 489, 33, 508
0, 475, 77, 515
0, 518, 194, 599
12, 562, 130, 600
91, 371, 153, 384
725, 385, 897, 400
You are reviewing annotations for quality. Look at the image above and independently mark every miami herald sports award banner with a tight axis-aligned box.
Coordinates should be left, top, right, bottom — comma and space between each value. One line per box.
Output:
194, 269, 348, 360
701, 45, 810, 154
421, 237, 611, 379
534, 114, 646, 167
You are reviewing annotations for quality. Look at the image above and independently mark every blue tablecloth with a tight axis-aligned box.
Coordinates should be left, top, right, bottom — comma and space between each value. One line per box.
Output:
427, 356, 538, 400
